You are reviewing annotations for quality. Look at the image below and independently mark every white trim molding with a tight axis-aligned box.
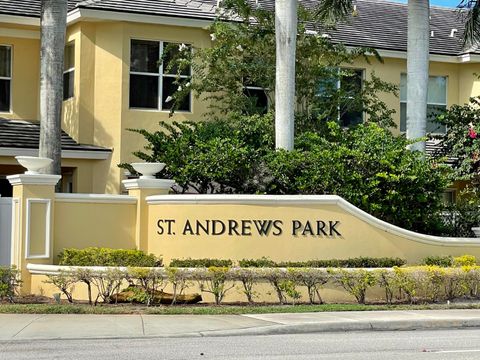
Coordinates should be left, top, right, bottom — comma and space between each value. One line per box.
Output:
11, 198, 19, 267
68, 8, 213, 29
0, 14, 39, 26
146, 194, 480, 247
55, 193, 137, 204
122, 178, 176, 191
374, 48, 480, 64
25, 198, 52, 260
7, 174, 61, 186
0, 27, 39, 39
0, 147, 111, 160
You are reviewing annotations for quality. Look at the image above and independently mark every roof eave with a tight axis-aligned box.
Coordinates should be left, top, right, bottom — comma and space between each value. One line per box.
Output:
0, 13, 40, 26
67, 8, 214, 29
0, 147, 111, 160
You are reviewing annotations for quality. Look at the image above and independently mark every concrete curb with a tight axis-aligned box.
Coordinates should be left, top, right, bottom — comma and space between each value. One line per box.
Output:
200, 319, 480, 337
2, 312, 480, 341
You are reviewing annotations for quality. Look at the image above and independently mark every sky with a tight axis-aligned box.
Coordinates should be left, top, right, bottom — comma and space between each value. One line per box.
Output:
390, 0, 462, 7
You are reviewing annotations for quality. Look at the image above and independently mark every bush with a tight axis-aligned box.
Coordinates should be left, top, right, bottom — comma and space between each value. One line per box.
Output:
453, 255, 477, 267
239, 257, 277, 268
0, 266, 21, 302
58, 247, 162, 267
331, 269, 377, 304
265, 124, 450, 235
240, 257, 406, 268
169, 258, 233, 268
422, 255, 454, 267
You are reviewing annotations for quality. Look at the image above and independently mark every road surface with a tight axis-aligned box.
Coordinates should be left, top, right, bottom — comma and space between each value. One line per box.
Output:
1, 329, 480, 359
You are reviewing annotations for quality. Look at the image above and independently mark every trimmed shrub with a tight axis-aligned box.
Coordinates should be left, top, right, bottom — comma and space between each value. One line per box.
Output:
453, 255, 476, 267
0, 266, 21, 302
330, 269, 377, 304
241, 257, 406, 268
169, 258, 233, 268
238, 257, 277, 268
422, 255, 454, 267
58, 247, 162, 267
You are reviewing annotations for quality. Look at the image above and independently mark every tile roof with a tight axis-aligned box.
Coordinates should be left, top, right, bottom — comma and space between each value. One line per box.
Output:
0, 0, 470, 56
0, 118, 111, 153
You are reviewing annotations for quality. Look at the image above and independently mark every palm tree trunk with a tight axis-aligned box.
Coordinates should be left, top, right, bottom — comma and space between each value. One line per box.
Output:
39, 0, 67, 179
275, 0, 297, 151
406, 0, 430, 152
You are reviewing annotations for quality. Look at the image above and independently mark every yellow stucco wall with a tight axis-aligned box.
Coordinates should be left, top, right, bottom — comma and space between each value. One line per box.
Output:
53, 200, 137, 261
147, 197, 480, 265
0, 30, 40, 120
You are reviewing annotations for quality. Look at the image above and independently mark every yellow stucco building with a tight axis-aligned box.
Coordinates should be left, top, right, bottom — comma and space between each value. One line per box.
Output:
0, 0, 479, 197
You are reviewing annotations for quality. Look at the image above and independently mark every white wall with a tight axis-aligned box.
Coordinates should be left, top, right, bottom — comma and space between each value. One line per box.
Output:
0, 197, 12, 265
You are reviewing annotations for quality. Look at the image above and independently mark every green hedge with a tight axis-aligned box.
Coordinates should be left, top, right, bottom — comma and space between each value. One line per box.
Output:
422, 255, 454, 267
169, 258, 233, 268
171, 257, 406, 268
58, 248, 162, 267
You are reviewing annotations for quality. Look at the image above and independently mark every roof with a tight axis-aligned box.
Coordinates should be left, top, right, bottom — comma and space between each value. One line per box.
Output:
0, 0, 471, 56
0, 118, 111, 154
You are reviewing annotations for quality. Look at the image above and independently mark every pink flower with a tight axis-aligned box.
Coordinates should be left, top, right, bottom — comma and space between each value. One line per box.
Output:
469, 128, 477, 139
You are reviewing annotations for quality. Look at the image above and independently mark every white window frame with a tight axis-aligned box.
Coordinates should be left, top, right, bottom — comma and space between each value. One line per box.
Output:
400, 74, 448, 134
0, 44, 12, 114
63, 42, 75, 101
129, 39, 192, 113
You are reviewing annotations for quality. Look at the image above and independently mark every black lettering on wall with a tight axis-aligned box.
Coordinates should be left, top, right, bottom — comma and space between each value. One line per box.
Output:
272, 220, 283, 236
241, 220, 252, 236
196, 220, 210, 235
253, 220, 273, 236
212, 220, 226, 235
329, 221, 341, 236
183, 220, 194, 235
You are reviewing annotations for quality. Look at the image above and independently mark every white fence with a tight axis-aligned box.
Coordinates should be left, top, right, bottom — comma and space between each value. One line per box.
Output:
0, 197, 12, 266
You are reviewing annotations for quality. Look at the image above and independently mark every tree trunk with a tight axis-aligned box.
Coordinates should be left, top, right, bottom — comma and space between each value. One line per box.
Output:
275, 0, 297, 151
406, 0, 430, 153
39, 0, 67, 180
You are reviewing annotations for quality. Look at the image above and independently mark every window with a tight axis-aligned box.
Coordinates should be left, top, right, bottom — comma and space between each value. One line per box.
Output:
63, 43, 74, 100
339, 69, 363, 127
0, 45, 12, 112
442, 189, 457, 205
243, 79, 268, 114
400, 74, 447, 134
129, 40, 191, 111
317, 68, 364, 127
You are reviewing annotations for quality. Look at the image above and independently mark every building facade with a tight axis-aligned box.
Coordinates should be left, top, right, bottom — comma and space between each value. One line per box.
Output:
0, 0, 479, 196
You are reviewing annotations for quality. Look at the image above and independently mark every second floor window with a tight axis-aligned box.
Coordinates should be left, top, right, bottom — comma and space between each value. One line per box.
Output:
400, 74, 447, 134
63, 43, 75, 100
243, 79, 268, 115
0, 45, 12, 112
317, 68, 364, 127
339, 69, 363, 127
129, 39, 191, 112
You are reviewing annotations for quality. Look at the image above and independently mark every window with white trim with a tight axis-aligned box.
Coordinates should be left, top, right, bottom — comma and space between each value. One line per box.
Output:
63, 43, 75, 100
129, 39, 191, 111
400, 74, 447, 134
0, 45, 12, 112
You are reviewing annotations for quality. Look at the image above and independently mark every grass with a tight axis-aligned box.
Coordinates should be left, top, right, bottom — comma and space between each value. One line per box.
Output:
2, 302, 480, 315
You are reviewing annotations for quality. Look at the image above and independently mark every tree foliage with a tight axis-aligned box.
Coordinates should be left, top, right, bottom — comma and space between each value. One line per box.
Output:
433, 96, 480, 183
164, 0, 396, 130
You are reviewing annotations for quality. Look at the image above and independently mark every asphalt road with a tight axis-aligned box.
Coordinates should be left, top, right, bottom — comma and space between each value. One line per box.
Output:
1, 329, 480, 360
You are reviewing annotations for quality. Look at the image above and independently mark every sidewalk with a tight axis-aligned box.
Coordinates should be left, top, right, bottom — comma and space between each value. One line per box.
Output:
1, 309, 480, 341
